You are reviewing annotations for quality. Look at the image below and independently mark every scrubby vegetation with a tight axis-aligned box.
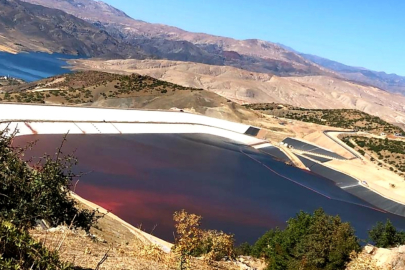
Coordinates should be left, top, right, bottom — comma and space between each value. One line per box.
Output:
238, 209, 360, 270
0, 129, 100, 268
0, 76, 23, 87
0, 132, 99, 231
343, 136, 405, 175
245, 103, 404, 135
172, 210, 235, 269
172, 209, 405, 269
0, 220, 73, 269
368, 219, 405, 248
0, 71, 202, 104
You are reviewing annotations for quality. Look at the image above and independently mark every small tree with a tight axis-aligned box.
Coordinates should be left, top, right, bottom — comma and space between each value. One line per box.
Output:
0, 129, 102, 269
252, 208, 360, 270
0, 130, 100, 231
368, 220, 405, 248
173, 210, 203, 269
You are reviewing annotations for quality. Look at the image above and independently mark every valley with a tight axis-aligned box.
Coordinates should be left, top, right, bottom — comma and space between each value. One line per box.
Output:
2, 71, 405, 206
1, 0, 405, 269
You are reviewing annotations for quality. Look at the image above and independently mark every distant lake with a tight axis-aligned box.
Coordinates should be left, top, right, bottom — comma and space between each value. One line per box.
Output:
0, 52, 79, 82
13, 133, 405, 244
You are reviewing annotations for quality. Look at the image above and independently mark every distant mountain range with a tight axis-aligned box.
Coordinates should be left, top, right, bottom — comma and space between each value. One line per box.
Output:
1, 0, 405, 95
300, 54, 405, 95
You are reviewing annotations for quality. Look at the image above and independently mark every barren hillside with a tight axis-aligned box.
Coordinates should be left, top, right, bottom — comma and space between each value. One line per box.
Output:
70, 59, 405, 129
21, 0, 336, 77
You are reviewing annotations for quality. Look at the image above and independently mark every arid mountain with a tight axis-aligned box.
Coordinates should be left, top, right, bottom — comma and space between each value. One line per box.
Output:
0, 0, 149, 57
21, 0, 336, 77
19, 0, 405, 96
69, 58, 405, 129
301, 53, 405, 95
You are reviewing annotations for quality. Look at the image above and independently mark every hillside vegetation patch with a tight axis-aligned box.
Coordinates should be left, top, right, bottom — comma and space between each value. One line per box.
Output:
342, 136, 405, 175
246, 103, 404, 135
0, 71, 202, 104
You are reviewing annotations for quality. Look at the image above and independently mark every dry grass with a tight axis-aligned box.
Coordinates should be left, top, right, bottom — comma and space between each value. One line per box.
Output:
30, 226, 243, 270
28, 202, 243, 270
30, 228, 170, 270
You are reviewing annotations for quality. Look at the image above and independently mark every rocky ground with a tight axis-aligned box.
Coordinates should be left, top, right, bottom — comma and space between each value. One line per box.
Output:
348, 245, 405, 270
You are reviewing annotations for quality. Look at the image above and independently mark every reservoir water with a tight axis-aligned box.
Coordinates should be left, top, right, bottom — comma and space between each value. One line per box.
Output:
13, 133, 405, 244
0, 51, 78, 82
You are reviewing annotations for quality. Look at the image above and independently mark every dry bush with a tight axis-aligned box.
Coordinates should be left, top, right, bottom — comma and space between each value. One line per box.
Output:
133, 237, 175, 267
173, 210, 203, 269
200, 230, 235, 263
172, 210, 235, 269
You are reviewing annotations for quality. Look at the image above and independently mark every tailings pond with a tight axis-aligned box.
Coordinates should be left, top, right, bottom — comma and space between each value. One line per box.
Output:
13, 133, 405, 243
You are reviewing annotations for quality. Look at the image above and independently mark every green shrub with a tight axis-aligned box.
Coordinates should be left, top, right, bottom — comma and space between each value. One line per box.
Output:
252, 208, 360, 270
368, 220, 405, 248
0, 130, 100, 232
234, 242, 253, 256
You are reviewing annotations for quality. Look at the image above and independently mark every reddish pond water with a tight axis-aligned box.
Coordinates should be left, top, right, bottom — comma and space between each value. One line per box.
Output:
13, 133, 405, 243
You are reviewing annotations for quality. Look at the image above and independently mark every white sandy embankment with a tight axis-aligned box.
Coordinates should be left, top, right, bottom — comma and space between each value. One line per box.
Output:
71, 193, 173, 253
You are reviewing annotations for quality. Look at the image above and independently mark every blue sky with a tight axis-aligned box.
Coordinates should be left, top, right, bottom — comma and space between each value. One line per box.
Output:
103, 0, 405, 75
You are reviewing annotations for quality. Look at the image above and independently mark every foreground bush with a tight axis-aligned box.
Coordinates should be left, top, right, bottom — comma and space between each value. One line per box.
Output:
0, 130, 99, 231
172, 210, 234, 269
196, 230, 234, 261
252, 208, 360, 270
368, 219, 405, 248
0, 129, 100, 269
0, 220, 72, 270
